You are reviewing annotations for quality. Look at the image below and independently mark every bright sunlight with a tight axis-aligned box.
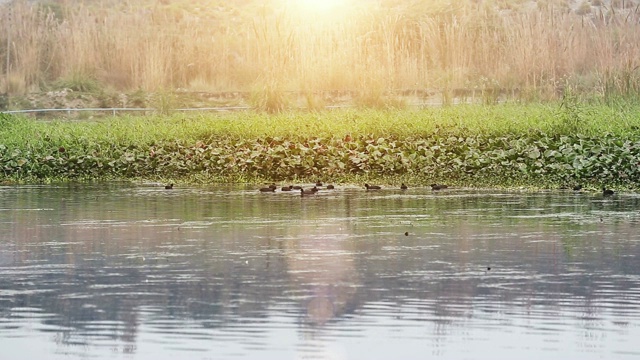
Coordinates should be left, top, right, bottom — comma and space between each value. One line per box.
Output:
284, 0, 353, 17
294, 0, 348, 12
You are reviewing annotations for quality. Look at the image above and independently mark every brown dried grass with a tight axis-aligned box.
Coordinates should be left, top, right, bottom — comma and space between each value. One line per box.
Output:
1, 0, 639, 101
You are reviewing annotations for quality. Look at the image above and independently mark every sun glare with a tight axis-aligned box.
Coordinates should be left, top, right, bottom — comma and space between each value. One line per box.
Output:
287, 0, 350, 15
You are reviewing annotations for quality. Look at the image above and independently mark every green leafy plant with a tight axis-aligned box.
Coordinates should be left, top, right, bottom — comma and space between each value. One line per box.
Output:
2, 105, 640, 188
557, 85, 587, 134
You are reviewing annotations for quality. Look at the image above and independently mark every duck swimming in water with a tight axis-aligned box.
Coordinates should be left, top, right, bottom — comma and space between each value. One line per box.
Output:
365, 183, 381, 190
602, 186, 614, 196
300, 187, 318, 196
259, 184, 277, 192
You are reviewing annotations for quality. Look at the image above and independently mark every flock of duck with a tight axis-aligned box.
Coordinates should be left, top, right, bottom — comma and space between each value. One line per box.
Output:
256, 182, 449, 196
163, 182, 616, 197
565, 184, 615, 196
257, 181, 338, 196
256, 182, 616, 197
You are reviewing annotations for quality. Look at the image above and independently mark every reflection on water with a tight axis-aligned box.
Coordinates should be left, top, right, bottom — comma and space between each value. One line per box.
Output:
1, 184, 640, 359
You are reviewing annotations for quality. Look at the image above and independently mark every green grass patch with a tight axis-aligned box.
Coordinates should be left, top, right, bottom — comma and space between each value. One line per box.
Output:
3, 103, 639, 145
2, 104, 640, 188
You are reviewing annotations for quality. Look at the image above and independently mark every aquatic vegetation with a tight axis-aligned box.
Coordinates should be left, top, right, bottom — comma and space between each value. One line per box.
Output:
2, 105, 640, 188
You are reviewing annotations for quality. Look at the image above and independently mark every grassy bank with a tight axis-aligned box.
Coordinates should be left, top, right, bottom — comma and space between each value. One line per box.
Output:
2, 103, 640, 188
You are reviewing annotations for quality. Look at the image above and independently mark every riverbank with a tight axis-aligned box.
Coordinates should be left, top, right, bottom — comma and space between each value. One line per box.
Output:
2, 103, 640, 189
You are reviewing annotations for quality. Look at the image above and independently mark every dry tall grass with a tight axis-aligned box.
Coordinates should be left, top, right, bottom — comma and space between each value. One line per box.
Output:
1, 0, 640, 101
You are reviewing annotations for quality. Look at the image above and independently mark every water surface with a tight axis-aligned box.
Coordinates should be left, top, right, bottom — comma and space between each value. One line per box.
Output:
1, 184, 640, 359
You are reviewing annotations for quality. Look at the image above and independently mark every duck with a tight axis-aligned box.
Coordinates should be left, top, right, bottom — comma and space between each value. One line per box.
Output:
259, 185, 276, 192
431, 183, 448, 190
281, 185, 293, 191
164, 183, 174, 190
326, 184, 335, 190
572, 184, 582, 191
400, 183, 408, 190
315, 181, 323, 187
365, 183, 381, 190
292, 185, 303, 190
300, 188, 317, 196
602, 186, 614, 196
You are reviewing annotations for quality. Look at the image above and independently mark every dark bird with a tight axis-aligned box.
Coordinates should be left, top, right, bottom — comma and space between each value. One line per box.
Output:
259, 186, 276, 192
300, 188, 317, 196
431, 184, 448, 190
281, 185, 293, 191
573, 184, 582, 191
315, 181, 323, 187
404, 232, 409, 236
400, 183, 408, 190
326, 184, 335, 190
292, 185, 303, 190
365, 183, 381, 190
165, 184, 174, 190
602, 186, 614, 196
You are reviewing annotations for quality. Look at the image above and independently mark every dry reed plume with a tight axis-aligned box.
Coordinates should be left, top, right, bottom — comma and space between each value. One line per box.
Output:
1, 0, 640, 102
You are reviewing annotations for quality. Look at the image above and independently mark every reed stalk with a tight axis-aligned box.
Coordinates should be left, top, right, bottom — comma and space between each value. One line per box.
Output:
1, 0, 639, 103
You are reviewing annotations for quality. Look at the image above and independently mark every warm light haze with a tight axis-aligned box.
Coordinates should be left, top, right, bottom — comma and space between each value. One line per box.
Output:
1, 0, 639, 104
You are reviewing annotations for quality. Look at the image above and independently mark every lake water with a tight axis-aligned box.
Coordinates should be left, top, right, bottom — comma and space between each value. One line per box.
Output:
1, 183, 640, 360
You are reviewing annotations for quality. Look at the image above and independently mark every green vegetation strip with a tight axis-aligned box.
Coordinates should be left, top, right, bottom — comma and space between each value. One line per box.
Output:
2, 103, 640, 189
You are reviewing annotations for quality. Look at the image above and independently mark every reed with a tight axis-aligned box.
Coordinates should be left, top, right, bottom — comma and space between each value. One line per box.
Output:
2, 0, 640, 102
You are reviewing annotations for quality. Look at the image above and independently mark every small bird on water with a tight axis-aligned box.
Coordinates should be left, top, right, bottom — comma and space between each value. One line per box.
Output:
400, 183, 408, 190
259, 184, 277, 192
365, 183, 381, 190
165, 184, 174, 189
431, 184, 448, 190
300, 187, 318, 196
602, 186, 614, 196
